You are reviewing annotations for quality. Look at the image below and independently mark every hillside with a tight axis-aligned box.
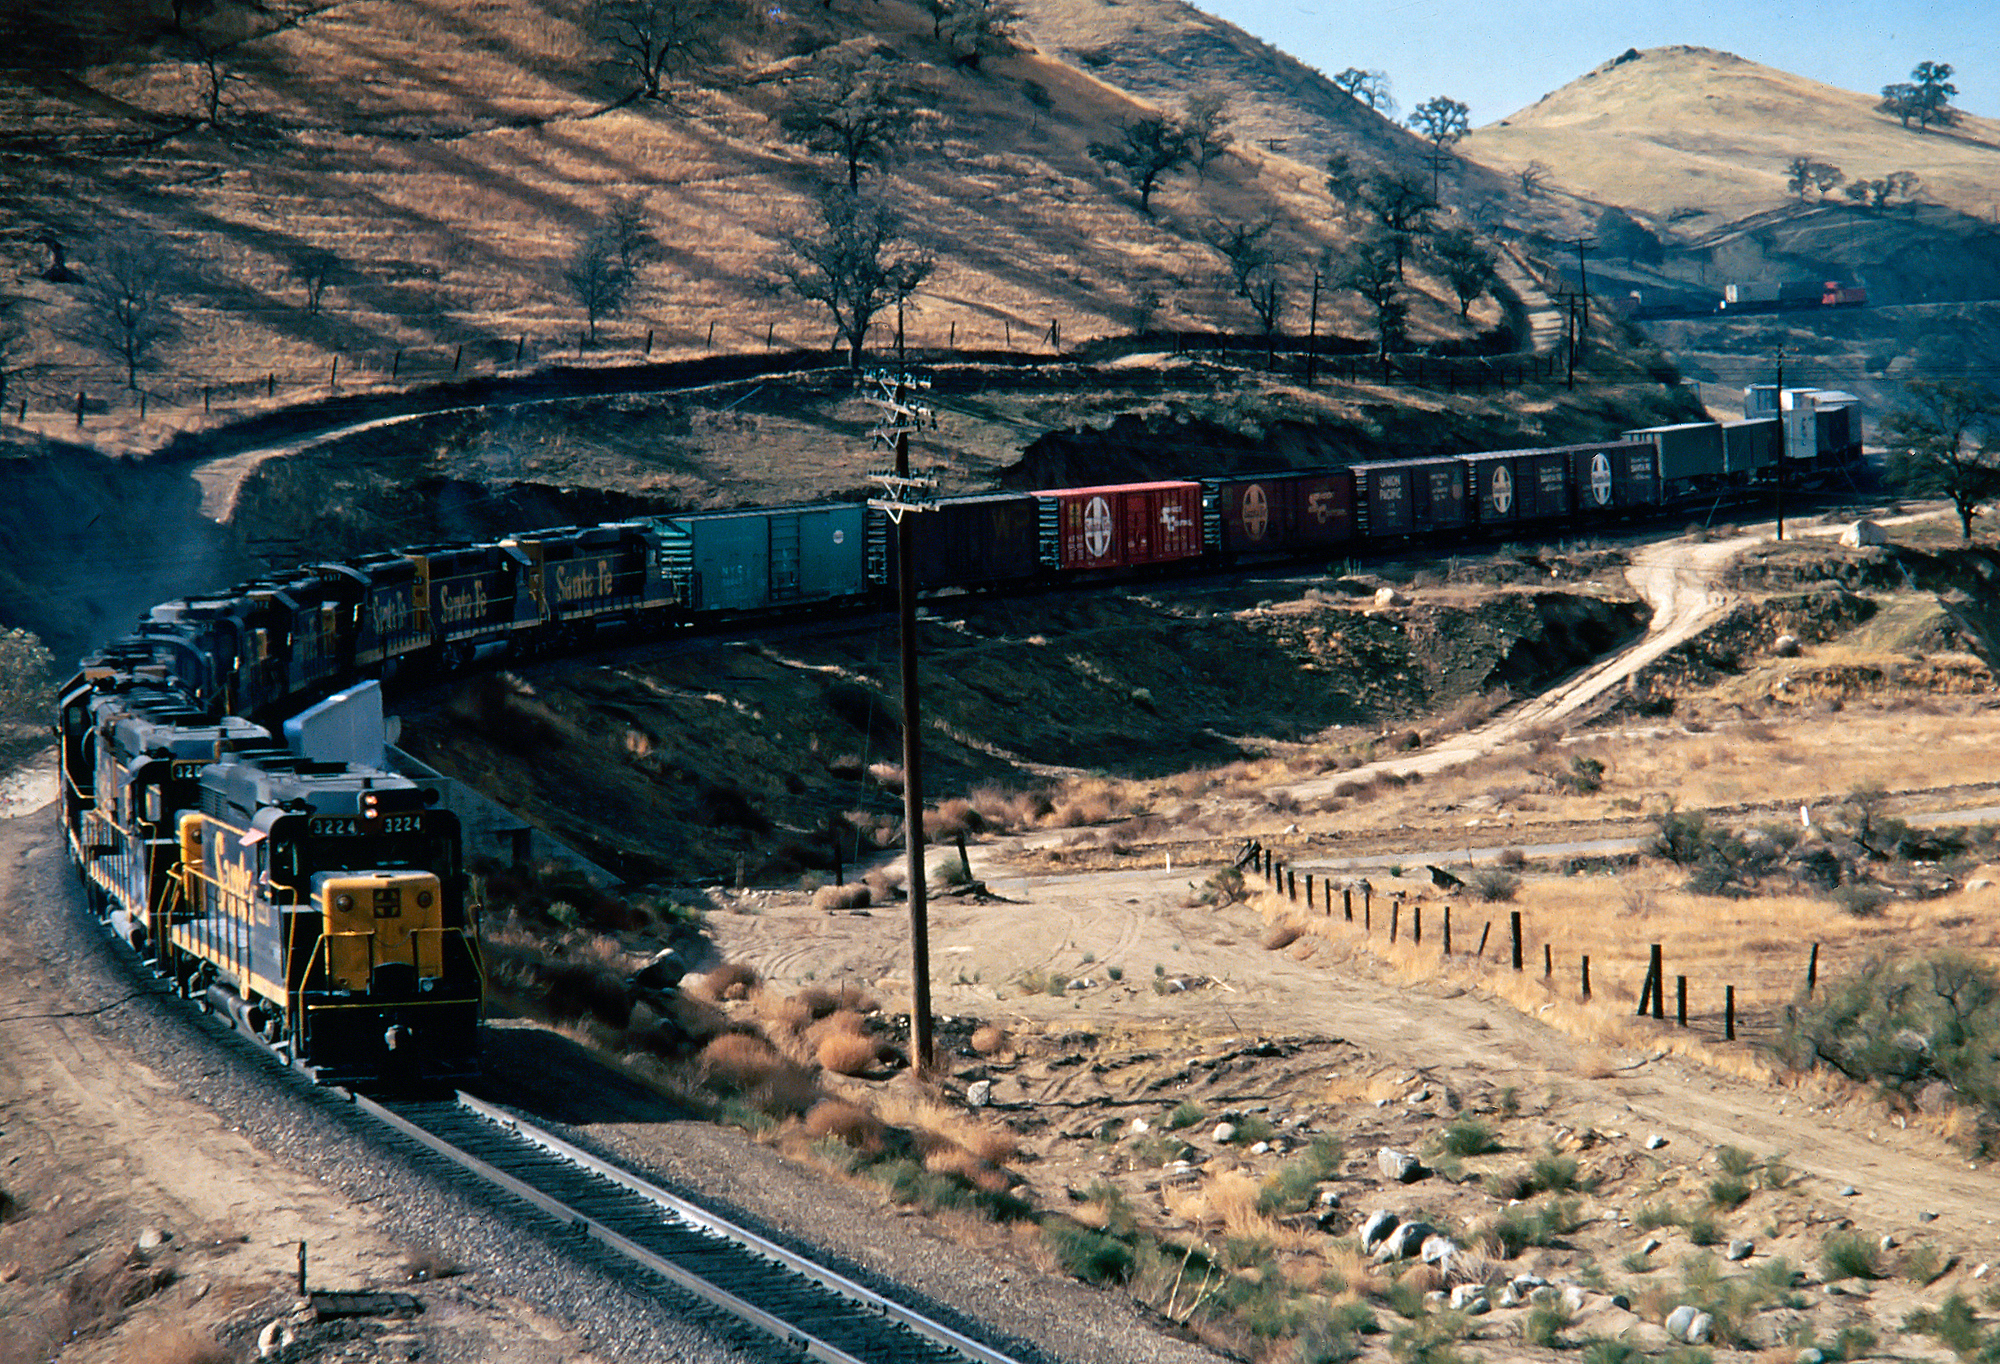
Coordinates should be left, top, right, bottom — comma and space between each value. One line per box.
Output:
1465, 45, 2000, 234
0, 0, 1563, 456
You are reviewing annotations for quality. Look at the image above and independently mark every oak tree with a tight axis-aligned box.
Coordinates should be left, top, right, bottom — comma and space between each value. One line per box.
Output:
779, 54, 909, 189
594, 0, 725, 99
1332, 67, 1394, 116
77, 231, 181, 390
1357, 170, 1435, 279
771, 188, 934, 369
1429, 227, 1497, 317
1090, 115, 1192, 214
1882, 379, 2000, 540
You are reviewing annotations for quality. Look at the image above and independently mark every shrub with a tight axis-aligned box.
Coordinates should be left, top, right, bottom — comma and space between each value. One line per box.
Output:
1561, 755, 1606, 794
1530, 1149, 1579, 1192
811, 882, 871, 913
1525, 1299, 1574, 1348
1907, 1293, 1981, 1354
1831, 883, 1886, 917
1166, 1100, 1205, 1130
1707, 1176, 1751, 1210
1495, 847, 1527, 870
1714, 1145, 1757, 1177
1822, 1232, 1884, 1281
1469, 867, 1519, 902
1684, 1212, 1722, 1246
1632, 1201, 1679, 1231
970, 1023, 1009, 1055
816, 1030, 880, 1075
1043, 1219, 1135, 1284
1651, 805, 1717, 865
803, 1099, 886, 1152
1258, 1137, 1345, 1214
1902, 1243, 1949, 1286
1437, 1116, 1500, 1157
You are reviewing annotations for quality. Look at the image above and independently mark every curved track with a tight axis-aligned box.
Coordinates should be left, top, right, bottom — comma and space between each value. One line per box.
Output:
356, 1091, 1026, 1364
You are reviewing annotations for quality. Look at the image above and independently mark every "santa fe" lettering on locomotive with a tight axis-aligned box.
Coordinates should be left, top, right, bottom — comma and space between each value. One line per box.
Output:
550, 559, 616, 605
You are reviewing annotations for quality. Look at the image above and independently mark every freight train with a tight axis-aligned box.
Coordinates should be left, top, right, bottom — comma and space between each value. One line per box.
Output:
54, 385, 1863, 1083
1718, 280, 1869, 314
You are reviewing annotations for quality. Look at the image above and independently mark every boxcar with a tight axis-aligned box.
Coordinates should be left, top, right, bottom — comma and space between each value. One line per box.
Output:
1569, 441, 1658, 512
1031, 482, 1203, 572
1351, 457, 1467, 539
871, 493, 1040, 593
1624, 422, 1727, 495
1462, 449, 1571, 528
651, 504, 869, 613
1202, 471, 1354, 556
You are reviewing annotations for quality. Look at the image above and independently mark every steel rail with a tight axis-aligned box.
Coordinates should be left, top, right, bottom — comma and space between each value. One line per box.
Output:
349, 1090, 1025, 1364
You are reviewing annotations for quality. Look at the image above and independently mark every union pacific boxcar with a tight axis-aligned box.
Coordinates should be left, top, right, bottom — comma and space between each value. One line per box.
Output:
1351, 457, 1468, 539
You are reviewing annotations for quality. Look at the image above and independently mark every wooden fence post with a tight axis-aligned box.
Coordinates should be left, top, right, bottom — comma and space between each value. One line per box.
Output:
1581, 955, 1591, 999
1726, 985, 1736, 1040
1413, 903, 1421, 946
1442, 905, 1451, 954
1651, 944, 1664, 1019
1806, 942, 1819, 996
1306, 873, 1315, 910
707, 320, 716, 348
1477, 921, 1491, 957
645, 328, 654, 355
392, 348, 402, 377
1510, 911, 1523, 971
329, 355, 338, 388
1677, 975, 1688, 1027
1544, 942, 1552, 977
1287, 868, 1296, 901
1343, 886, 1352, 921
453, 343, 463, 372
1390, 901, 1399, 943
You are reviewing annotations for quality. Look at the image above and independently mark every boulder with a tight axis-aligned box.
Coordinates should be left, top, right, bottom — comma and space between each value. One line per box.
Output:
1376, 1221, 1437, 1261
1375, 586, 1409, 607
632, 949, 688, 990
1377, 1147, 1425, 1183
1420, 1235, 1458, 1270
1727, 1239, 1754, 1262
1644, 1134, 1668, 1150
1773, 634, 1801, 657
1359, 1209, 1399, 1253
136, 1227, 168, 1251
965, 1080, 992, 1108
1686, 1313, 1714, 1345
1665, 1305, 1699, 1340
1450, 1284, 1491, 1314
1840, 519, 1887, 548
1212, 1122, 1237, 1144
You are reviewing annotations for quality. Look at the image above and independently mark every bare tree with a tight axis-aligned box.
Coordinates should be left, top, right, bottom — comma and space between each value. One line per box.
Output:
1882, 380, 2000, 540
779, 54, 910, 190
1358, 170, 1435, 280
1090, 115, 1192, 214
1338, 237, 1406, 359
1516, 160, 1550, 197
1332, 67, 1395, 117
771, 188, 933, 370
1429, 227, 1498, 317
594, 0, 725, 99
939, 0, 1020, 70
564, 229, 632, 343
77, 232, 181, 389
292, 248, 340, 313
1207, 218, 1284, 364
1182, 90, 1232, 178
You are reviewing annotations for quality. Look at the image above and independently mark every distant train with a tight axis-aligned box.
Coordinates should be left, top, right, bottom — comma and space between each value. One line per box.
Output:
54, 383, 1862, 1083
1718, 280, 1868, 314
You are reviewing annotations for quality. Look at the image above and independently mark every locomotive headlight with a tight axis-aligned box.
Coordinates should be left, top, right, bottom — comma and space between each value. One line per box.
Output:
416, 890, 434, 909
335, 893, 355, 912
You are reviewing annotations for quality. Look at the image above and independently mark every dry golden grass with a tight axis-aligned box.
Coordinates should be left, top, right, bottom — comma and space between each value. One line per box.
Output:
870, 1087, 1018, 1167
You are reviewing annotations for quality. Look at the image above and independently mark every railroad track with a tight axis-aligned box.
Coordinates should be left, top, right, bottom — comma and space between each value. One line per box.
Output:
353, 1091, 1022, 1364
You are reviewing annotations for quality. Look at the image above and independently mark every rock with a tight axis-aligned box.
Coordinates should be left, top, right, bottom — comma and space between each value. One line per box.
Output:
1129, 1117, 1149, 1134
1880, 1234, 1898, 1251
1610, 1294, 1631, 1311
1213, 1123, 1237, 1144
1375, 586, 1409, 607
1450, 1284, 1490, 1314
1498, 1274, 1548, 1308
1250, 1141, 1270, 1155
1561, 1284, 1587, 1313
1798, 1350, 1826, 1364
1645, 1134, 1668, 1150
1377, 1221, 1437, 1262
1686, 1313, 1714, 1345
1840, 519, 1887, 548
1918, 1082, 1957, 1115
257, 1321, 297, 1358
1641, 1237, 1662, 1255
1420, 1235, 1458, 1268
1839, 1185, 1859, 1197
1773, 634, 1801, 657
1968, 880, 1993, 894
632, 948, 688, 990
1727, 1239, 1754, 1262
1359, 1209, 1399, 1253
136, 1227, 168, 1251
1975, 1262, 1990, 1279
1408, 1087, 1431, 1103
1318, 1189, 1341, 1209
1377, 1147, 1425, 1183
1316, 1207, 1345, 1232
965, 1080, 991, 1108
1919, 1210, 1940, 1222
1665, 1305, 1699, 1340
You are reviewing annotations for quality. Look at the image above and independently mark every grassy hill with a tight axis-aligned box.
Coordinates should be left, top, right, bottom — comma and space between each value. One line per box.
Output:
1465, 45, 2000, 235
0, 0, 1561, 456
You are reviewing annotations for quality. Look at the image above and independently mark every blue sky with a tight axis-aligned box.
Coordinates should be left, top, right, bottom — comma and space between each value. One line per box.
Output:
1191, 0, 1998, 126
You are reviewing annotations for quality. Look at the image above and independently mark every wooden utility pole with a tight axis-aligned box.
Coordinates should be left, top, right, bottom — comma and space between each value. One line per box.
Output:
1774, 348, 1786, 541
1305, 270, 1321, 387
865, 343, 940, 1071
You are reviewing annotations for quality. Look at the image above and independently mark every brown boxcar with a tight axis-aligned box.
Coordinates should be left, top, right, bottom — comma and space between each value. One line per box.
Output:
1351, 457, 1467, 539
1570, 441, 1658, 511
1204, 471, 1355, 555
1464, 449, 1573, 526
1032, 482, 1203, 572
873, 492, 1041, 591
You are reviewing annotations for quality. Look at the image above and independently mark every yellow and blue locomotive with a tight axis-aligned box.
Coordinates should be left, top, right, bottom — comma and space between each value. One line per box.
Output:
59, 662, 484, 1084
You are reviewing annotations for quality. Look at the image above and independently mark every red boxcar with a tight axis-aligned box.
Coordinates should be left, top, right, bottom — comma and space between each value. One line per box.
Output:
1032, 482, 1203, 572
1203, 471, 1355, 555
